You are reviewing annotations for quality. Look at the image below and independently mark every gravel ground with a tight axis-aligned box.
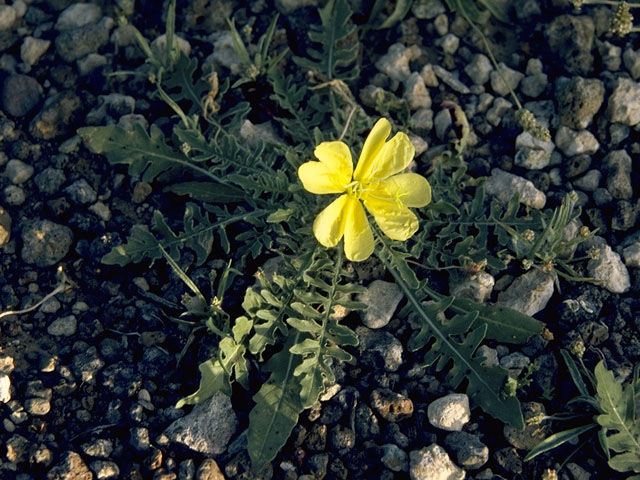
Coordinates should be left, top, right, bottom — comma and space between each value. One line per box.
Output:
0, 1, 639, 479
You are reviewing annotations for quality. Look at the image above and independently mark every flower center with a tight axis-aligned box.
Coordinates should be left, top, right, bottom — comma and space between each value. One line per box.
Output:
346, 181, 366, 200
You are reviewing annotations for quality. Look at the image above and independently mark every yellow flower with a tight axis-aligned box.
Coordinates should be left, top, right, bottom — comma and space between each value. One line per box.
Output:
298, 118, 431, 261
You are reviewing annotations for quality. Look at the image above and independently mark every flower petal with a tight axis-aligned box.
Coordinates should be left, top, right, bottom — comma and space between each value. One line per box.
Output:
343, 198, 374, 262
363, 131, 415, 182
313, 194, 349, 247
364, 197, 420, 241
314, 141, 353, 179
353, 118, 391, 182
299, 161, 348, 194
375, 173, 432, 207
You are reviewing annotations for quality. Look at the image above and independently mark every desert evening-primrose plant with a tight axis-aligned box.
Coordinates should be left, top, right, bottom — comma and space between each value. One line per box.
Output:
76, 0, 603, 470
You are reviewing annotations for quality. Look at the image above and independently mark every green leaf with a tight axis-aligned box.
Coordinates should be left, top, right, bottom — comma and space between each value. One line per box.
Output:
175, 356, 231, 408
292, 0, 359, 82
267, 208, 294, 223
524, 424, 598, 461
78, 124, 220, 184
380, 243, 525, 428
248, 337, 305, 471
595, 361, 640, 472
164, 181, 246, 203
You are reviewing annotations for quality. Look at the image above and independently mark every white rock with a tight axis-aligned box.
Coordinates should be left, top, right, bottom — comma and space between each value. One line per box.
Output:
588, 244, 631, 293
382, 443, 409, 472
404, 72, 431, 110
165, 392, 237, 455
427, 394, 470, 432
151, 33, 191, 57
514, 131, 554, 170
555, 126, 599, 156
410, 444, 465, 480
207, 31, 243, 73
490, 62, 524, 96
55, 3, 102, 31
20, 37, 51, 67
497, 269, 554, 316
375, 43, 419, 82
606, 78, 640, 126
450, 272, 495, 303
464, 54, 492, 86
432, 65, 470, 94
357, 280, 403, 329
77, 53, 107, 76
623, 243, 640, 268
420, 64, 439, 87
485, 168, 546, 209
439, 33, 459, 55
89, 201, 112, 222
0, 375, 10, 403
0, 5, 17, 31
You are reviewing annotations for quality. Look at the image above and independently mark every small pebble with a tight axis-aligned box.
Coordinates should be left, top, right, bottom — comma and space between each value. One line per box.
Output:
427, 394, 470, 432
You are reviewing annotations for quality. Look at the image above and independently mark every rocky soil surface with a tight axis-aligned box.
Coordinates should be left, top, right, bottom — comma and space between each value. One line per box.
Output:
0, 1, 639, 480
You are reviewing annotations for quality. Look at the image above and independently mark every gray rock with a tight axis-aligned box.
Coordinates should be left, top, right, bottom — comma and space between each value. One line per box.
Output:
427, 394, 470, 432
490, 63, 524, 96
566, 463, 591, 480
207, 31, 243, 73
587, 244, 630, 293
520, 73, 548, 98
594, 187, 613, 206
623, 243, 640, 268
34, 167, 66, 195
606, 78, 640, 126
55, 17, 114, 62
4, 159, 34, 184
555, 126, 599, 156
450, 271, 495, 303
382, 444, 409, 472
55, 3, 102, 31
604, 150, 633, 200
598, 40, 621, 71
179, 459, 196, 480
464, 54, 492, 85
412, 0, 446, 19
30, 90, 84, 140
46, 451, 92, 480
573, 169, 601, 192
151, 33, 191, 58
556, 76, 604, 129
444, 431, 489, 469
370, 388, 414, 422
434, 108, 452, 140
77, 53, 107, 76
355, 403, 380, 440
275, 0, 318, 13
545, 15, 594, 75
497, 269, 554, 316
500, 352, 531, 370
0, 5, 17, 31
485, 168, 546, 209
432, 65, 470, 94
486, 97, 513, 126
4, 185, 25, 205
1, 74, 43, 118
164, 392, 237, 455
504, 402, 550, 450
89, 460, 119, 480
101, 362, 141, 397
357, 280, 403, 329
356, 327, 404, 372
81, 439, 113, 458
526, 58, 543, 76
0, 205, 11, 246
409, 444, 465, 480
6, 434, 29, 463
21, 36, 51, 67
477, 345, 499, 367
404, 72, 431, 110
21, 219, 73, 267
375, 43, 419, 82
72, 347, 105, 384
623, 48, 640, 79
130, 427, 152, 454
47, 315, 77, 336
64, 179, 97, 205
